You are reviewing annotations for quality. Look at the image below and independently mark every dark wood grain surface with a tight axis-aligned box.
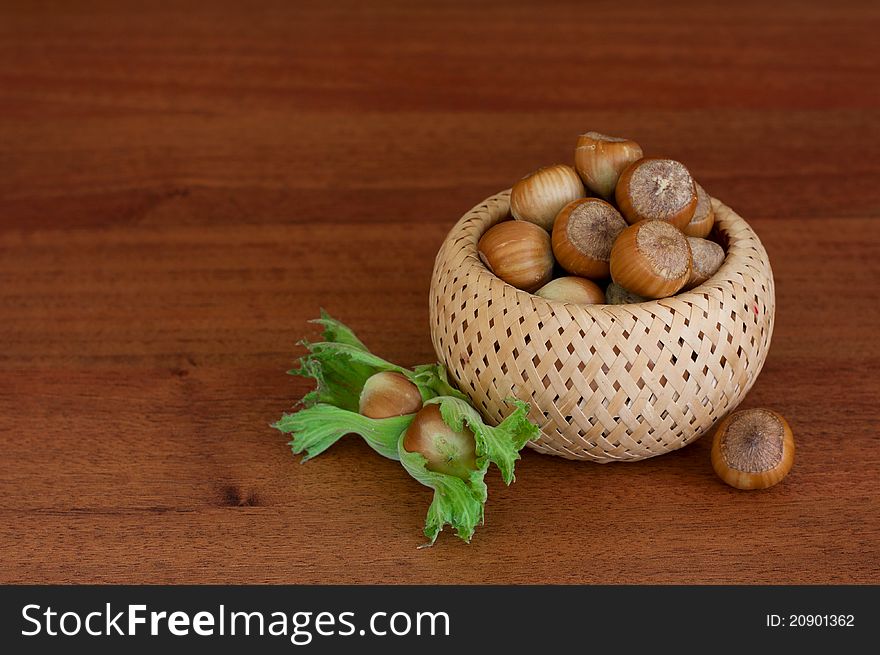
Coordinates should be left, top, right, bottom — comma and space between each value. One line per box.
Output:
1, 0, 878, 584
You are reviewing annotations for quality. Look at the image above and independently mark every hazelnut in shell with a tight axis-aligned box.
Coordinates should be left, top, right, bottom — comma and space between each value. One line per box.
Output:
609, 220, 692, 299
478, 220, 554, 292
359, 371, 423, 419
574, 131, 643, 199
402, 404, 477, 481
510, 164, 585, 231
685, 237, 725, 289
682, 183, 715, 238
711, 408, 795, 490
535, 276, 605, 305
551, 198, 627, 280
605, 282, 647, 305
615, 157, 698, 229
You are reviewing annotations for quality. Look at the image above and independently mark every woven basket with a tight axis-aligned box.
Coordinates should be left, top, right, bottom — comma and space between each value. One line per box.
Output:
429, 190, 775, 462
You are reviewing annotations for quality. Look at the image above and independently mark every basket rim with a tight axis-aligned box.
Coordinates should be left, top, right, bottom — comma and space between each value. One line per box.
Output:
445, 188, 768, 318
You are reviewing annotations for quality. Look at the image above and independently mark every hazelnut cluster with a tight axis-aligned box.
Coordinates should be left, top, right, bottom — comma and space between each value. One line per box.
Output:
478, 132, 725, 304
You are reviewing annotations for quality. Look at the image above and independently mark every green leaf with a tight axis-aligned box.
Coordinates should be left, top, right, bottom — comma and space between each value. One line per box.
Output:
275, 313, 541, 545
288, 315, 463, 412
289, 342, 409, 411
398, 444, 488, 545
397, 395, 539, 545
274, 404, 413, 461
425, 396, 539, 485
411, 364, 470, 402
287, 312, 392, 410
310, 309, 369, 351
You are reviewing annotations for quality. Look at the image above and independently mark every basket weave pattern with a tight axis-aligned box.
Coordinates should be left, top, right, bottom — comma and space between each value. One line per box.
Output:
429, 190, 775, 462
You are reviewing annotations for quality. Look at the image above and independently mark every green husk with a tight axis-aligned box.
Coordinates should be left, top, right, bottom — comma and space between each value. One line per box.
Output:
399, 395, 539, 545
274, 405, 412, 461
289, 311, 466, 412
274, 312, 540, 545
427, 396, 537, 485
399, 447, 489, 545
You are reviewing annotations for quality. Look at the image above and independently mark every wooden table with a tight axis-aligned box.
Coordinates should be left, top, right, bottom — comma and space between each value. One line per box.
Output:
1, 0, 877, 584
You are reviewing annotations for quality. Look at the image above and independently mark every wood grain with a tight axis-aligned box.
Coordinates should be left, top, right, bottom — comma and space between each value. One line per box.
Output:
0, 0, 878, 584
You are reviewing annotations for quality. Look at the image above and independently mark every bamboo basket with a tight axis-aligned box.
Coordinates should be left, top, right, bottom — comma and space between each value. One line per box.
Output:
429, 190, 775, 462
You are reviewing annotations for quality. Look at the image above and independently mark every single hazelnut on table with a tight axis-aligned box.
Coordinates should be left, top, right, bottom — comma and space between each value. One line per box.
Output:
510, 164, 585, 231
682, 183, 715, 238
551, 198, 628, 280
535, 276, 605, 305
478, 220, 554, 292
605, 282, 647, 305
711, 408, 795, 490
359, 371, 423, 419
574, 131, 643, 199
615, 157, 697, 229
609, 220, 692, 299
684, 237, 725, 289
